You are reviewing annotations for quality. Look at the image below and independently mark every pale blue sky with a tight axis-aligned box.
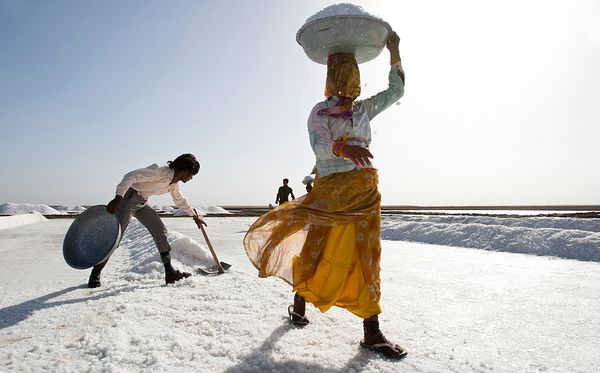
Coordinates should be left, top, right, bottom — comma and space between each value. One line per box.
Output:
1, 0, 599, 206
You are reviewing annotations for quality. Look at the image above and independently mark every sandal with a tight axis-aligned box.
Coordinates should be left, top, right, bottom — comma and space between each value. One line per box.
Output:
287, 305, 310, 327
360, 340, 407, 359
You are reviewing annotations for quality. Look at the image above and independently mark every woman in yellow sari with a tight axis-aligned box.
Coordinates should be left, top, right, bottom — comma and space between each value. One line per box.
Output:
244, 31, 406, 359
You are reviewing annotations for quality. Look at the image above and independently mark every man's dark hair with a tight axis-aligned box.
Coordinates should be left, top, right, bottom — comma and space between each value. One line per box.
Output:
283, 178, 289, 183
168, 153, 200, 175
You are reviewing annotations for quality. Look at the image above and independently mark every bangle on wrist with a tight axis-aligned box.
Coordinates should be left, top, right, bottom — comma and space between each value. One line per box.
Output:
332, 142, 346, 157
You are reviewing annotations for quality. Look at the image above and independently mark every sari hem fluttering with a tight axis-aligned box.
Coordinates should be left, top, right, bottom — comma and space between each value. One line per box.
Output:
243, 168, 382, 318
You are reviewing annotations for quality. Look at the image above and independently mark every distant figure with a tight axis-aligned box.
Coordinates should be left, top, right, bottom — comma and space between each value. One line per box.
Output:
302, 174, 315, 193
275, 178, 295, 205
87, 153, 206, 288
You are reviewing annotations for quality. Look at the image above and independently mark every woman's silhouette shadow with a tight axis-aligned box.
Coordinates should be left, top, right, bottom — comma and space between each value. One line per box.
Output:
224, 321, 372, 373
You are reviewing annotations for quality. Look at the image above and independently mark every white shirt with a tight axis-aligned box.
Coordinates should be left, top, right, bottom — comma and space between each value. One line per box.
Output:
115, 164, 194, 216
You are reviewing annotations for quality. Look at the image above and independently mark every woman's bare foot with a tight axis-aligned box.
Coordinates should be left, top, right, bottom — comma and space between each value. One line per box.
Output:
288, 293, 309, 326
361, 315, 407, 359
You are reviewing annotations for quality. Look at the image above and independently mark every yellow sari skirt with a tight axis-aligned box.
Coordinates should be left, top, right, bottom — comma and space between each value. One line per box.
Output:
243, 169, 382, 319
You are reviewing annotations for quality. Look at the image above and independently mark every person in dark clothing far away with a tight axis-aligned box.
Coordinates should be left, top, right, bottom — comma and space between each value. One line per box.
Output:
275, 178, 295, 205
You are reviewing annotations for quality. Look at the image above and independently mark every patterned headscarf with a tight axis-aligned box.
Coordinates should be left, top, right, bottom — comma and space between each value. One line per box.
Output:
319, 53, 360, 118
325, 53, 360, 99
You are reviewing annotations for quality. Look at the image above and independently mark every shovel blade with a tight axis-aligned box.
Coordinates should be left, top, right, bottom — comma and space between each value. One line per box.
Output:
196, 261, 232, 275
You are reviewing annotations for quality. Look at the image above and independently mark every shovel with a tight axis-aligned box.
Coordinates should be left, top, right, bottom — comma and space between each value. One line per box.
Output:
193, 209, 231, 275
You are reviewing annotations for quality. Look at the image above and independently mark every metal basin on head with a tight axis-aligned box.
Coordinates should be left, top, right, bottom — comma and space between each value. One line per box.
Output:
296, 15, 392, 65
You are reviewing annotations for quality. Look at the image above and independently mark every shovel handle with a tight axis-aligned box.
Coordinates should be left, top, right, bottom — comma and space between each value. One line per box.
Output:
195, 213, 224, 274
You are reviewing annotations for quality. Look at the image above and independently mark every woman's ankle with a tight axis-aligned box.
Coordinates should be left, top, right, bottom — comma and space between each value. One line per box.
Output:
293, 293, 306, 316
363, 315, 385, 343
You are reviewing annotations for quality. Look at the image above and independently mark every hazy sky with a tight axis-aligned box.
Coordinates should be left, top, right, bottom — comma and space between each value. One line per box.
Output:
1, 0, 599, 206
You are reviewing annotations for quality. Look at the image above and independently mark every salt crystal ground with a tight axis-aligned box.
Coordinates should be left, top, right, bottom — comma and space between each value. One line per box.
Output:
1, 216, 599, 372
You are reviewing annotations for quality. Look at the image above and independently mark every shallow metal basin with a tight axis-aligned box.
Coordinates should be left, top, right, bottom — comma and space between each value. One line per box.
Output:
296, 15, 392, 65
63, 205, 121, 269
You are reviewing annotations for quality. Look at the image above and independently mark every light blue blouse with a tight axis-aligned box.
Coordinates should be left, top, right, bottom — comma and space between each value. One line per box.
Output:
307, 64, 405, 177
